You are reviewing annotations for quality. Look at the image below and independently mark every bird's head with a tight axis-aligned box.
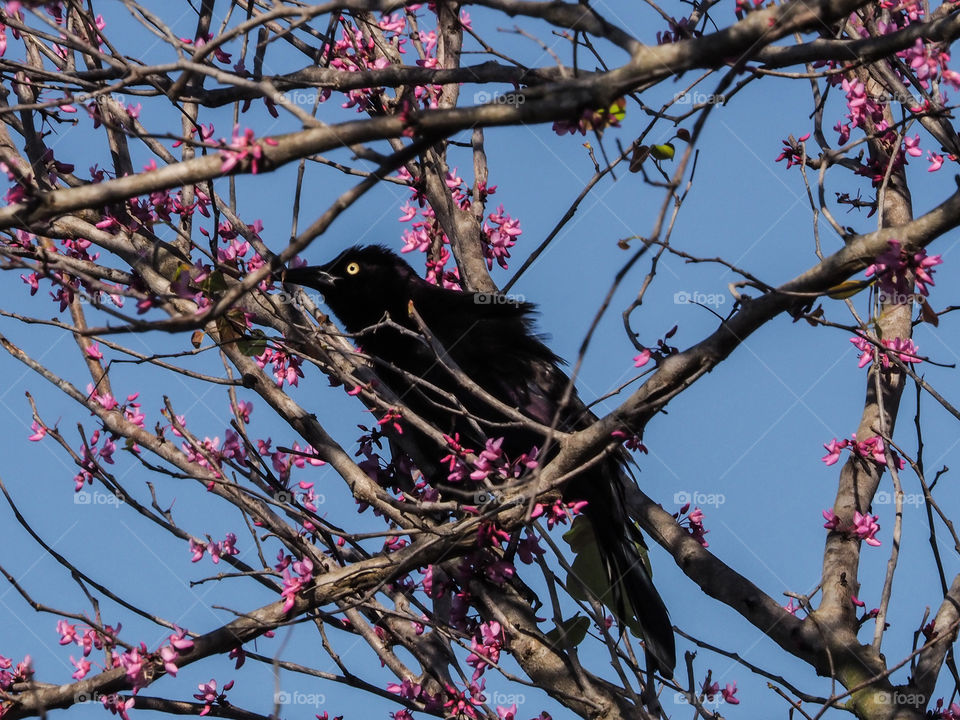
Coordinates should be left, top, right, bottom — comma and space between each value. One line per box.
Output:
278, 245, 421, 332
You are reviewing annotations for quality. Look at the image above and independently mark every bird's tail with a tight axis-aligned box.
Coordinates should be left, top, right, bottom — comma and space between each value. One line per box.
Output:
565, 471, 675, 679
592, 514, 675, 679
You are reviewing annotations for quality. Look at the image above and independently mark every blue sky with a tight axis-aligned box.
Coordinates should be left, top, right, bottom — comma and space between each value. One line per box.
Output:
1, 2, 960, 718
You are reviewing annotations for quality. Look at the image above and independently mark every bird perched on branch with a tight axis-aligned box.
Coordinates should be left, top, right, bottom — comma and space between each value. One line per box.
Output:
280, 244, 675, 678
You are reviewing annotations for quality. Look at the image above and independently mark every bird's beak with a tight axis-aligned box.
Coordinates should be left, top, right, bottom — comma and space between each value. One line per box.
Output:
275, 266, 337, 291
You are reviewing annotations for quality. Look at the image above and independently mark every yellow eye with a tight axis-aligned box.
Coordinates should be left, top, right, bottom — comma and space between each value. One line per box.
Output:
345, 262, 360, 276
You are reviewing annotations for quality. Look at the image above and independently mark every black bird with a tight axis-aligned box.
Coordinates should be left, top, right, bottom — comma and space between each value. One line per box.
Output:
280, 245, 675, 678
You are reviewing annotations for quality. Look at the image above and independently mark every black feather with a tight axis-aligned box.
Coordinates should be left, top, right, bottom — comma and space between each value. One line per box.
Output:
281, 245, 675, 678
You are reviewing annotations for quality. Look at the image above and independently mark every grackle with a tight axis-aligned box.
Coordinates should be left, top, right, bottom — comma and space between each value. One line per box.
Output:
280, 245, 675, 678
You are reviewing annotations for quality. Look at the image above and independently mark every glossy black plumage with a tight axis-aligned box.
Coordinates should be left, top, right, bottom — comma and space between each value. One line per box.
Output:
281, 245, 675, 678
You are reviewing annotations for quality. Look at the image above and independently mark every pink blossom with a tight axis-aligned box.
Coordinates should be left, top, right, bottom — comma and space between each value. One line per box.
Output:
160, 645, 179, 676
482, 205, 521, 269
904, 134, 922, 157
398, 203, 417, 222
28, 421, 46, 441
189, 538, 206, 562
822, 509, 840, 530
466, 621, 502, 680
387, 678, 423, 700
675, 505, 709, 546
853, 511, 882, 546
193, 679, 233, 716
70, 656, 91, 680
218, 126, 277, 174
530, 499, 585, 529
822, 437, 850, 465
280, 556, 314, 613
775, 133, 811, 168
484, 560, 515, 584
517, 532, 545, 564
117, 646, 146, 688
445, 168, 463, 188
57, 619, 78, 644
101, 694, 135, 720
20, 272, 39, 295
850, 336, 875, 369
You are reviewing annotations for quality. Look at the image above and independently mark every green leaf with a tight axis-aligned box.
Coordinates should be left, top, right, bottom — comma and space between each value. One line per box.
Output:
237, 329, 268, 357
651, 143, 675, 160
563, 517, 645, 637
202, 270, 228, 297
826, 278, 874, 299
545, 615, 590, 648
607, 99, 626, 122
562, 515, 595, 553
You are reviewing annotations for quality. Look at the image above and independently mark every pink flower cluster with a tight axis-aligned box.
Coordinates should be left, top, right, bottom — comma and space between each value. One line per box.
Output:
936, 699, 960, 719
255, 346, 304, 388
218, 125, 277, 174
398, 167, 520, 282
702, 679, 740, 705
822, 509, 882, 546
277, 553, 314, 613
775, 133, 811, 168
0, 653, 32, 692
57, 619, 189, 689
865, 239, 942, 299
611, 429, 648, 452
188, 533, 239, 564
441, 434, 538, 487
194, 678, 234, 716
850, 334, 921, 369
530, 498, 588, 530
675, 503, 709, 547
822, 434, 906, 469
899, 37, 960, 92
465, 620, 503, 680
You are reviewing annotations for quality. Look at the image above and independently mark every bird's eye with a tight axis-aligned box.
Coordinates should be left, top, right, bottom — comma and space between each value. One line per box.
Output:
345, 262, 360, 276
